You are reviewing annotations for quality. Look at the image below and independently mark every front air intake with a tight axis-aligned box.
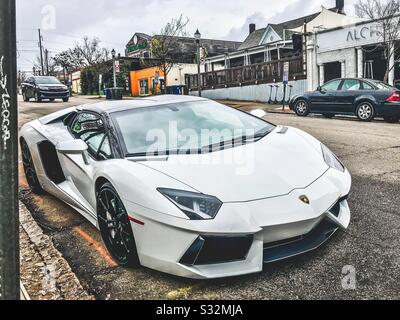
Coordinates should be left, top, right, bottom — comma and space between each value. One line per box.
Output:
180, 235, 254, 266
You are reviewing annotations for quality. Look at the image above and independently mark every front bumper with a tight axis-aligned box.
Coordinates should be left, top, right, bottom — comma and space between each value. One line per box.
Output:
125, 168, 351, 279
39, 90, 70, 99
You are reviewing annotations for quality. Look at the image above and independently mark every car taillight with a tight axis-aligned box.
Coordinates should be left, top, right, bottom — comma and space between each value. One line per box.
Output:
386, 91, 400, 102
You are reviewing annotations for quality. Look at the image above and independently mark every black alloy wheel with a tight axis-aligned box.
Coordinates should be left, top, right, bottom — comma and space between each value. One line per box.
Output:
97, 182, 140, 267
21, 139, 44, 194
34, 91, 42, 102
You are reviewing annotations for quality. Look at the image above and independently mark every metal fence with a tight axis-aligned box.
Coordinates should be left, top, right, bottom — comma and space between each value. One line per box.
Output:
186, 57, 305, 91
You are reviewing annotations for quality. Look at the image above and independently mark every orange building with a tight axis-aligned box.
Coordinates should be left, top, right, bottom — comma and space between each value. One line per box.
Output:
130, 67, 165, 97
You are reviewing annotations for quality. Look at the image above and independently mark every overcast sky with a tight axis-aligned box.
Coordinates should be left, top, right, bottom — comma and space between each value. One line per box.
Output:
17, 0, 358, 72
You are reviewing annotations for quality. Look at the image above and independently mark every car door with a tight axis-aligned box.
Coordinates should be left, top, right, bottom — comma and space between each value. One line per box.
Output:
333, 79, 362, 114
309, 79, 343, 112
58, 112, 113, 212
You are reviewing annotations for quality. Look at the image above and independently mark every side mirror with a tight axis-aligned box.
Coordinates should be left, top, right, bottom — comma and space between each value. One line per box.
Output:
56, 139, 90, 164
250, 109, 267, 118
317, 86, 322, 91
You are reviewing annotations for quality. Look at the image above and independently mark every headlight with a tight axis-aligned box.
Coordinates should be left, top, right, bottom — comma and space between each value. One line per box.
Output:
157, 188, 222, 220
321, 144, 345, 172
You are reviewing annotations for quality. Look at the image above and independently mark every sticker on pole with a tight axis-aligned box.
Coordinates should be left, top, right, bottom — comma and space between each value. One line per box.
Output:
114, 60, 120, 73
283, 62, 290, 85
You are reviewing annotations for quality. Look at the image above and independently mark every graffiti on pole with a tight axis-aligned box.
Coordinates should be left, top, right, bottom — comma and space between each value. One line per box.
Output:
0, 56, 11, 151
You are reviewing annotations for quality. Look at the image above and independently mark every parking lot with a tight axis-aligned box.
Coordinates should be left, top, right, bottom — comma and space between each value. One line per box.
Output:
19, 96, 400, 300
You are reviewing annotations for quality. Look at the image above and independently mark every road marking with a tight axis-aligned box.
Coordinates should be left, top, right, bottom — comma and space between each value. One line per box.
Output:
72, 226, 118, 268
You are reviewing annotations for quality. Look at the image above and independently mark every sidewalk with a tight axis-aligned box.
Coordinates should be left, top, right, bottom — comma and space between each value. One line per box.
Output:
19, 201, 94, 300
217, 99, 295, 114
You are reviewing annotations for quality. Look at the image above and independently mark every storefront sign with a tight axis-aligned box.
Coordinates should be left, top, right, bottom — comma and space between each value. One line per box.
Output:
346, 25, 381, 42
127, 42, 147, 54
317, 21, 383, 53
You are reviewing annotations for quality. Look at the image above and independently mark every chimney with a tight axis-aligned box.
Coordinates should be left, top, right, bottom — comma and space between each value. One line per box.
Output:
336, 0, 344, 13
249, 23, 256, 35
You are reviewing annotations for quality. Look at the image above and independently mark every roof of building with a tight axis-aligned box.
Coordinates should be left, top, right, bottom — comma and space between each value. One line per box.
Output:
126, 33, 242, 51
238, 7, 344, 50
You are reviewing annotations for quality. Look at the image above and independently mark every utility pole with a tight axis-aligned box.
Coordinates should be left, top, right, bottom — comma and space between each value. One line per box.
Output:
45, 49, 49, 76
194, 29, 202, 97
0, 0, 20, 300
38, 28, 44, 76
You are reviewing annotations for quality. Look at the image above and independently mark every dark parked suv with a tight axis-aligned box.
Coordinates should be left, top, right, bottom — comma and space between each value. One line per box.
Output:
289, 78, 400, 122
22, 76, 69, 102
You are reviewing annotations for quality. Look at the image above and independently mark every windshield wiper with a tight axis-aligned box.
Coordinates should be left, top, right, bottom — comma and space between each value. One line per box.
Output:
239, 128, 271, 142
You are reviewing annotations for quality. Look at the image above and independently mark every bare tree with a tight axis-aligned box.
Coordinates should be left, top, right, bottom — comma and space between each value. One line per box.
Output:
53, 37, 109, 71
147, 15, 190, 86
32, 54, 58, 76
355, 0, 400, 82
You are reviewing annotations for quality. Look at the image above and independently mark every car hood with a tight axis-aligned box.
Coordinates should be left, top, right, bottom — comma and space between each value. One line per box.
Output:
138, 127, 329, 203
37, 84, 66, 88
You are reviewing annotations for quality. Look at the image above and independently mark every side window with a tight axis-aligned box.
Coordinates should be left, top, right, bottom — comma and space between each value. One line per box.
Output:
71, 112, 112, 161
361, 81, 374, 90
321, 80, 342, 91
342, 80, 361, 91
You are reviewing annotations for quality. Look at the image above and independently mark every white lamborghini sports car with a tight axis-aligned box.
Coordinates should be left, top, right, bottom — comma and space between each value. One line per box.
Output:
20, 95, 352, 279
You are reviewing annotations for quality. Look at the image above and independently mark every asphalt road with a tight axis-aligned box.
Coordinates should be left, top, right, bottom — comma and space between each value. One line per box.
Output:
18, 96, 400, 300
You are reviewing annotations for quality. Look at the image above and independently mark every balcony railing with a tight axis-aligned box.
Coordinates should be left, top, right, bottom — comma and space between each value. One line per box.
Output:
186, 57, 305, 91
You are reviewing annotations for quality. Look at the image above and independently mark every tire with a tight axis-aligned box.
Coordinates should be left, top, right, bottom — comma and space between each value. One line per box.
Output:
23, 92, 29, 102
323, 114, 335, 119
34, 91, 42, 102
294, 99, 310, 117
356, 102, 375, 122
97, 182, 140, 267
21, 139, 45, 195
384, 116, 399, 123
62, 97, 69, 102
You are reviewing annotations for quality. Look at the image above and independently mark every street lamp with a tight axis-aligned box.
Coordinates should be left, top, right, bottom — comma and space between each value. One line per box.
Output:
194, 29, 202, 97
111, 48, 117, 88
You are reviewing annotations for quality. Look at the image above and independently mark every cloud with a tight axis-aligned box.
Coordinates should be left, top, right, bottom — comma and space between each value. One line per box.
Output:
16, 0, 360, 71
224, 12, 268, 41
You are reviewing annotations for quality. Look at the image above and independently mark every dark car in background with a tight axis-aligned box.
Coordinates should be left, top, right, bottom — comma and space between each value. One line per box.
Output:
289, 78, 400, 122
22, 76, 69, 103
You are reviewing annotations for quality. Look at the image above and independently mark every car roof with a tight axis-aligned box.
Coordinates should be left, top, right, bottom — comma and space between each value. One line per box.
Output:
33, 76, 57, 78
77, 95, 210, 114
327, 78, 374, 82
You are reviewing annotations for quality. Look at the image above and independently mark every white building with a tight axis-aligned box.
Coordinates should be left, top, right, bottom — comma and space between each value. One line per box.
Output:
305, 15, 399, 90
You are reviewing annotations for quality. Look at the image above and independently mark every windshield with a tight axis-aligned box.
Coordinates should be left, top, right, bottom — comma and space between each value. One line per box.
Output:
112, 100, 275, 156
35, 76, 62, 85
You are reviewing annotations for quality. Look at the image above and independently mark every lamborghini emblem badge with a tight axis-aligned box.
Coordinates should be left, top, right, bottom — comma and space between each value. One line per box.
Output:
299, 195, 310, 205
